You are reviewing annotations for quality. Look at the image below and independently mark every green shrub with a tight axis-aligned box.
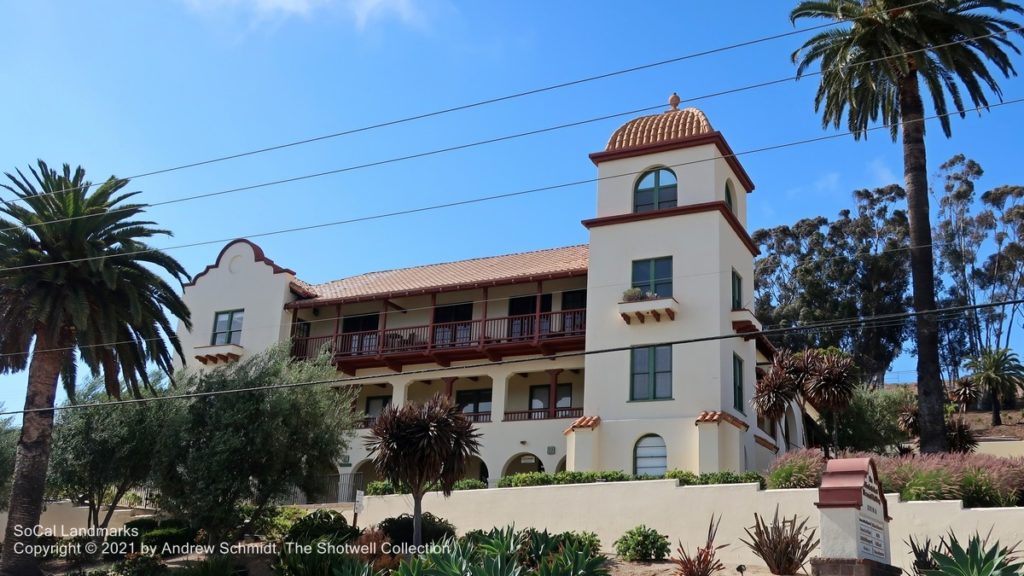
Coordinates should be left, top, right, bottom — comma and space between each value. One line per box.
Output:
365, 480, 398, 496
766, 449, 826, 489
286, 509, 360, 544
564, 531, 602, 556
665, 470, 699, 485
110, 552, 168, 576
176, 555, 243, 576
155, 518, 190, 531
141, 528, 191, 551
901, 469, 961, 502
246, 506, 307, 541
613, 525, 670, 562
124, 517, 160, 534
453, 478, 488, 491
498, 472, 553, 488
378, 512, 456, 547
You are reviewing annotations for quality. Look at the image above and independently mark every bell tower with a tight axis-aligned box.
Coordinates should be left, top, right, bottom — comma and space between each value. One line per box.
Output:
567, 94, 763, 474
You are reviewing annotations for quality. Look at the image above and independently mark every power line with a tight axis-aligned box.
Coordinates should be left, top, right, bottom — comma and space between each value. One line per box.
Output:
1, 297, 1015, 417
0, 0, 940, 203
3, 95, 1022, 274
5, 22, 1020, 235
0, 234, 961, 361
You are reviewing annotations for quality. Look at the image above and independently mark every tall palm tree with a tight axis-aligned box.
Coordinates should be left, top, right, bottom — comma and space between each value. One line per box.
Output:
0, 161, 191, 575
965, 347, 1024, 426
790, 0, 1024, 453
366, 393, 481, 546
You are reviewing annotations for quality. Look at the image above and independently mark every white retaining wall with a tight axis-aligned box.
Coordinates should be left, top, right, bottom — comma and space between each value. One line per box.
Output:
355, 481, 1024, 573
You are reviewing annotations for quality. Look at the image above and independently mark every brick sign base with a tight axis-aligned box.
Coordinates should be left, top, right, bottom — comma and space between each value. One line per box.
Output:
811, 557, 903, 576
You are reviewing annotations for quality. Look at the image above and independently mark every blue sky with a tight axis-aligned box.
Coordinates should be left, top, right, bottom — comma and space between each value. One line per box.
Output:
1, 0, 1022, 417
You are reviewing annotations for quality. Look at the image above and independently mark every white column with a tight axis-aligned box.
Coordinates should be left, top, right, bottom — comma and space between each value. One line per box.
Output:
490, 369, 512, 421
392, 379, 411, 407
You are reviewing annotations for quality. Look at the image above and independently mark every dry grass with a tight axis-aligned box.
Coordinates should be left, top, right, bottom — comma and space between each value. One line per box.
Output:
961, 408, 1024, 439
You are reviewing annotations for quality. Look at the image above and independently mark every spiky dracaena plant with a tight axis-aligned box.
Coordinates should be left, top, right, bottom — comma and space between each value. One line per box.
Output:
790, 0, 1024, 454
673, 516, 727, 576
0, 161, 191, 575
366, 393, 481, 547
952, 378, 982, 414
802, 350, 858, 452
740, 507, 819, 575
753, 350, 802, 422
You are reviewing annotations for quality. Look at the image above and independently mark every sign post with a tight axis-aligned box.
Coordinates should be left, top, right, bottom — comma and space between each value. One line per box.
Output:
812, 458, 901, 576
353, 489, 365, 529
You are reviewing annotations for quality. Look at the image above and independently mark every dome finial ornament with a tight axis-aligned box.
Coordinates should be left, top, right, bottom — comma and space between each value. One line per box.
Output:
668, 92, 681, 111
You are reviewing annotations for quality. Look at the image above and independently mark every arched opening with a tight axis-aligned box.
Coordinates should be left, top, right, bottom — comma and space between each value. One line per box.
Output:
555, 456, 567, 473
725, 179, 735, 213
503, 452, 544, 476
633, 434, 667, 477
304, 459, 341, 504
783, 406, 798, 450
634, 168, 677, 213
464, 456, 490, 485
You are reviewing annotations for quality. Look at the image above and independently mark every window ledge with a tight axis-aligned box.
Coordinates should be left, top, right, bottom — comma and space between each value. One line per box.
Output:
618, 297, 678, 324
627, 398, 674, 403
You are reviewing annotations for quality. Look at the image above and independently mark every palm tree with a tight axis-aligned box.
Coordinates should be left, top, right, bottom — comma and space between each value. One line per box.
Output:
0, 161, 191, 575
366, 393, 481, 546
951, 377, 981, 414
790, 0, 1024, 453
964, 348, 1024, 426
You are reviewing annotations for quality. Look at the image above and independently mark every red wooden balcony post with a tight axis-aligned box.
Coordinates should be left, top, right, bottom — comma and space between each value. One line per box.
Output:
479, 287, 488, 348
547, 369, 562, 419
427, 293, 436, 352
333, 304, 342, 352
378, 300, 387, 355
534, 281, 542, 344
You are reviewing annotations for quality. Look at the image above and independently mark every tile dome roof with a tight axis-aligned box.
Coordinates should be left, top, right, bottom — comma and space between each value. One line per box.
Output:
606, 94, 714, 151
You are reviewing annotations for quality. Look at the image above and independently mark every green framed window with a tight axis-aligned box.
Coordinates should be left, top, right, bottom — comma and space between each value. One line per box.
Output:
633, 434, 667, 476
211, 309, 244, 345
725, 180, 735, 212
631, 345, 672, 400
634, 168, 678, 212
632, 257, 672, 298
731, 269, 743, 310
733, 353, 744, 413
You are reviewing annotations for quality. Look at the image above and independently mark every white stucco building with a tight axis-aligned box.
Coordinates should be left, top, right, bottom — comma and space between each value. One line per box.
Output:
174, 97, 806, 501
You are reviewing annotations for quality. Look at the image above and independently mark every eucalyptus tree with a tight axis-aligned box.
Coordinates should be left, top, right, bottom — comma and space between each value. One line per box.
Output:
0, 161, 191, 575
790, 0, 1024, 452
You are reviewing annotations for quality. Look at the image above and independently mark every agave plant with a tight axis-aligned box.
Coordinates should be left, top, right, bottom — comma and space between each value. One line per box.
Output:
740, 507, 819, 575
931, 531, 1023, 576
536, 541, 610, 576
673, 516, 727, 576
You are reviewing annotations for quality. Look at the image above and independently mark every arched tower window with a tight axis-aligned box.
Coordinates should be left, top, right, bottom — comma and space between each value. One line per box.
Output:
634, 168, 677, 213
633, 434, 667, 476
725, 180, 735, 213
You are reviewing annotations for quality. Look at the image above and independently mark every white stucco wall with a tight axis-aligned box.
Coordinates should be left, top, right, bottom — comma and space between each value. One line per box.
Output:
355, 481, 1024, 573
174, 240, 295, 370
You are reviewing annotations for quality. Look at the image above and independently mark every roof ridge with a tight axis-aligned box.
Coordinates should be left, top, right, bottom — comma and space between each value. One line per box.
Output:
309, 244, 589, 288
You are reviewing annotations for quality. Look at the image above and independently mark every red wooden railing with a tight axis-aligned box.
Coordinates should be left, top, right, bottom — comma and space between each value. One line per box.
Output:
503, 407, 583, 421
461, 412, 492, 423
291, 309, 586, 360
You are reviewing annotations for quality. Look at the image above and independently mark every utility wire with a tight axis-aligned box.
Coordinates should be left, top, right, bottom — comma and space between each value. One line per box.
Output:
1, 297, 1015, 417
3, 95, 1022, 274
0, 0, 940, 203
4, 22, 1020, 235
0, 234, 960, 360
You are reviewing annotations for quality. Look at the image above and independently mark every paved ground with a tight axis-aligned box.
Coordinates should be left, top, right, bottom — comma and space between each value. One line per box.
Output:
607, 559, 779, 576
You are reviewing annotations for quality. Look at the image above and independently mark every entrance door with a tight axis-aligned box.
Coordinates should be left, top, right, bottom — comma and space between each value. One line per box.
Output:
342, 314, 379, 354
433, 303, 474, 347
507, 294, 552, 339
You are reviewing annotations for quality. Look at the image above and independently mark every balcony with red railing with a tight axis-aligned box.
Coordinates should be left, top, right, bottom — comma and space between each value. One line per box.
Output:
291, 309, 586, 373
503, 407, 583, 421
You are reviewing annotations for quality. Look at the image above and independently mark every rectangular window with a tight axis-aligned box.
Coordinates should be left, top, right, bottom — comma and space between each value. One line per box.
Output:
365, 395, 390, 417
529, 384, 572, 419
631, 257, 672, 299
731, 270, 743, 310
733, 354, 745, 413
631, 346, 672, 400
211, 310, 244, 346
456, 389, 492, 414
